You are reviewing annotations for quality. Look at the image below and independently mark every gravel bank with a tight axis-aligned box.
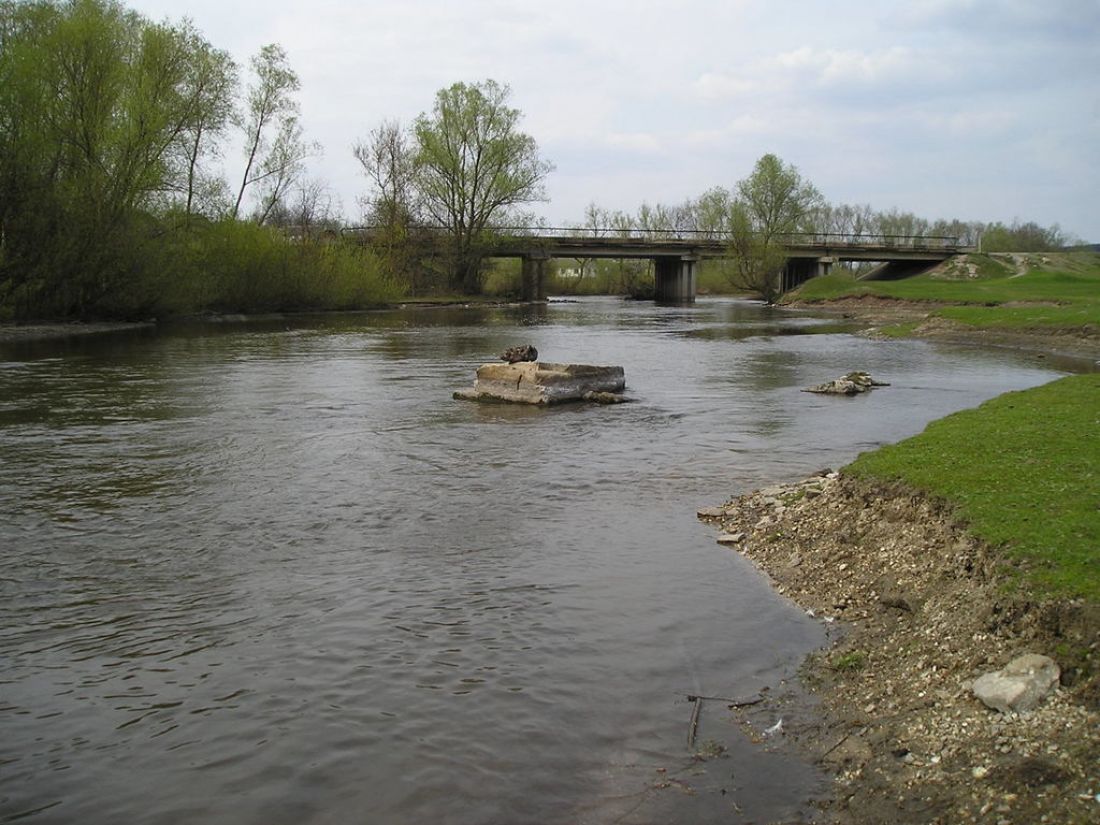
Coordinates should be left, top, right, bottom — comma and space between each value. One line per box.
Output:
700, 474, 1099, 824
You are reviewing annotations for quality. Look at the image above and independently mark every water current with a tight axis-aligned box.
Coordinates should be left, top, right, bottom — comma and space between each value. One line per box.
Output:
0, 298, 1070, 824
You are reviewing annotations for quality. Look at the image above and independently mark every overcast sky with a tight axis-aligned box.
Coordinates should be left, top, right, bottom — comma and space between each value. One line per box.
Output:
126, 0, 1100, 240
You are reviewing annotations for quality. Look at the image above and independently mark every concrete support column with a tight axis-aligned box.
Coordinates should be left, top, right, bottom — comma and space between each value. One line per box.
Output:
654, 256, 697, 303
520, 255, 548, 302
816, 256, 835, 279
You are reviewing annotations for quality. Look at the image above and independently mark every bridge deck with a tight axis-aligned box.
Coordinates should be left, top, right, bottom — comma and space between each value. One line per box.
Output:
346, 226, 972, 261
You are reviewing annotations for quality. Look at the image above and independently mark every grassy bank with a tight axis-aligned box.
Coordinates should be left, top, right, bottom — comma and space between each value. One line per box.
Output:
846, 374, 1099, 601
788, 252, 1100, 336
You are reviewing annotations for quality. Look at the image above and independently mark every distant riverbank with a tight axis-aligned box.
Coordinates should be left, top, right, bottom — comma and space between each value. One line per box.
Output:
785, 251, 1100, 365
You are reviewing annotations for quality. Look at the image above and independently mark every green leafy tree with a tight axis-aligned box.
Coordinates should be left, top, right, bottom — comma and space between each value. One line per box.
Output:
728, 153, 823, 302
0, 0, 233, 317
412, 80, 553, 294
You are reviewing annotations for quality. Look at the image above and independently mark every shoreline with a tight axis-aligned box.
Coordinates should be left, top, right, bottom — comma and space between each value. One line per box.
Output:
699, 474, 1098, 824
789, 296, 1100, 367
0, 320, 156, 343
0, 300, 536, 345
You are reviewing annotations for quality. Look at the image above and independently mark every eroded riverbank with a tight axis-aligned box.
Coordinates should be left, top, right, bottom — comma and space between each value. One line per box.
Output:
700, 474, 1099, 824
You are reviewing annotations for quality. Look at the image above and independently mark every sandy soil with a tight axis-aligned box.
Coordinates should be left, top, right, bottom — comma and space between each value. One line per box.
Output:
699, 475, 1099, 825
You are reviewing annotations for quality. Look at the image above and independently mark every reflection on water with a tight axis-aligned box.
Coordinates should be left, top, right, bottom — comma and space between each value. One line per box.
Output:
0, 298, 1067, 824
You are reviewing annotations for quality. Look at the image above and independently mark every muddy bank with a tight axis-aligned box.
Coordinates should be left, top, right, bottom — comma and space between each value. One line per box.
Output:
700, 474, 1099, 825
0, 320, 154, 343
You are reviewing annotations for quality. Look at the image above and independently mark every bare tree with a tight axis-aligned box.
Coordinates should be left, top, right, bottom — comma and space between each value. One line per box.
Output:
232, 44, 316, 222
353, 119, 416, 227
175, 28, 236, 217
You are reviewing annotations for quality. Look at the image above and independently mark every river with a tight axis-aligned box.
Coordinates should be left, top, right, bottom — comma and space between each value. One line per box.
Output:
0, 298, 1069, 824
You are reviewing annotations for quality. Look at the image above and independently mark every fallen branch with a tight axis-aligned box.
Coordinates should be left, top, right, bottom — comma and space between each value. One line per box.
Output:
683, 693, 763, 708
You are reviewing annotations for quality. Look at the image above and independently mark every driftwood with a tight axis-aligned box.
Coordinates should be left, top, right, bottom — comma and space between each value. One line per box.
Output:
683, 693, 764, 708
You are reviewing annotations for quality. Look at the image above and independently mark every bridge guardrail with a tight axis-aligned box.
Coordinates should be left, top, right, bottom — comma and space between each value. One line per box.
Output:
343, 225, 968, 251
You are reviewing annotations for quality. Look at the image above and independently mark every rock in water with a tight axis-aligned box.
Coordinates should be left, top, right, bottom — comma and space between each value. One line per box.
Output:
803, 371, 890, 395
972, 654, 1060, 713
500, 344, 538, 363
454, 362, 625, 405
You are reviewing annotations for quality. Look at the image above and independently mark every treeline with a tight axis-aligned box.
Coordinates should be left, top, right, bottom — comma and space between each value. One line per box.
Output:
563, 193, 1075, 252
547, 155, 1076, 301
0, 0, 399, 321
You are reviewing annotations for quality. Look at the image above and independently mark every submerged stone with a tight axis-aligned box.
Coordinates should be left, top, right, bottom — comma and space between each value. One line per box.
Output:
454, 361, 626, 405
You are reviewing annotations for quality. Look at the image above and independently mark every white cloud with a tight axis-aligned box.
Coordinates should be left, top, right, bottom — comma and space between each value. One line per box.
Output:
771, 46, 924, 88
693, 73, 756, 101
603, 132, 665, 155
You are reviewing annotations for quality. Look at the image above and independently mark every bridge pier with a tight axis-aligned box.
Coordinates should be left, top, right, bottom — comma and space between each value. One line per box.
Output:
654, 256, 697, 303
520, 254, 549, 302
781, 256, 834, 291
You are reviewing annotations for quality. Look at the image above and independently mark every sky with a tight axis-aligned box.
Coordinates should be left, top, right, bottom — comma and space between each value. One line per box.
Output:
125, 0, 1100, 240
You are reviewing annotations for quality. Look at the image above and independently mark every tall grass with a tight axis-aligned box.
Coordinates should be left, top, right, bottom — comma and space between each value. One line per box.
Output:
91, 219, 405, 318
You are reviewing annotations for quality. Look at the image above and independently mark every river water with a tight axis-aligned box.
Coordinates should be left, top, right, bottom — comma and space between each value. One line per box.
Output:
0, 298, 1070, 824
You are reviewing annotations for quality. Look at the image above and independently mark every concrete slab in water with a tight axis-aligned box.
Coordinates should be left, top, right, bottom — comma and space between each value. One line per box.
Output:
454, 361, 626, 405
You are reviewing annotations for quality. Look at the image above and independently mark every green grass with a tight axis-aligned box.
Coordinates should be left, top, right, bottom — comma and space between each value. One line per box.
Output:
936, 303, 1099, 330
832, 650, 868, 672
846, 375, 1100, 601
790, 252, 1100, 333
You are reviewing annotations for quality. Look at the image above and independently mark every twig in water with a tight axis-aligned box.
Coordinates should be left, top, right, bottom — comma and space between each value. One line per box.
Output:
684, 693, 763, 708
686, 696, 701, 749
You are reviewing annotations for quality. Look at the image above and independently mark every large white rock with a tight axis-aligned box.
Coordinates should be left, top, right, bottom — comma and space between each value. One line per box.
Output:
972, 653, 1060, 713
454, 362, 625, 405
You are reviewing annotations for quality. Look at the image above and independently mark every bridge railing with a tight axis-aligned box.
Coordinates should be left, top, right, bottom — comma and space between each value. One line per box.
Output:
495, 227, 964, 249
344, 225, 967, 250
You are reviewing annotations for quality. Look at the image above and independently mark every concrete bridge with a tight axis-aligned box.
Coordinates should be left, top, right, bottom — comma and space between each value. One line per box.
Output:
498, 229, 972, 301
347, 226, 972, 302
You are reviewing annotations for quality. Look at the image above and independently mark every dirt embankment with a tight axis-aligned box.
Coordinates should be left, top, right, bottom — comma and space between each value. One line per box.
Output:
700, 474, 1099, 825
